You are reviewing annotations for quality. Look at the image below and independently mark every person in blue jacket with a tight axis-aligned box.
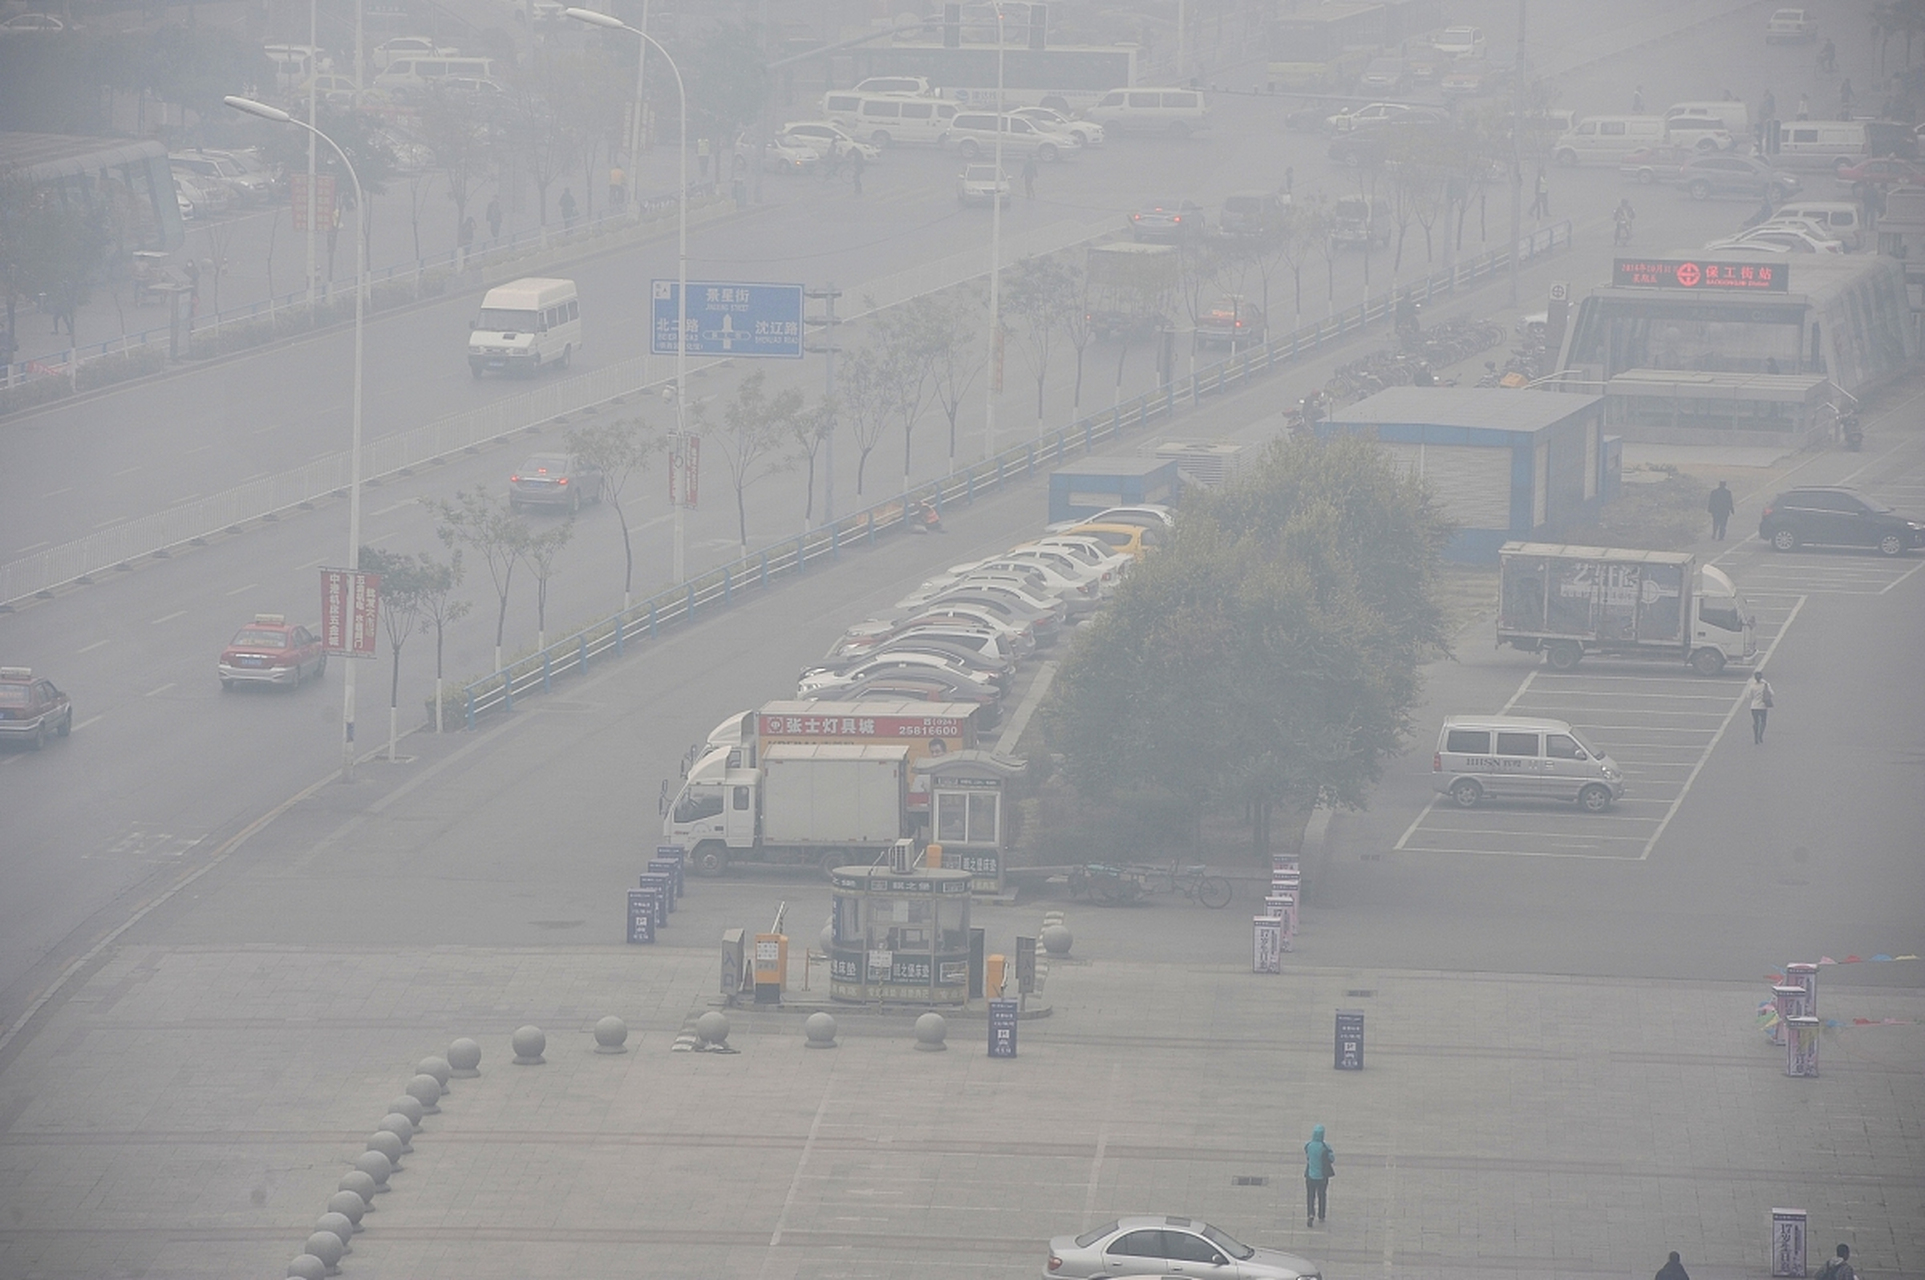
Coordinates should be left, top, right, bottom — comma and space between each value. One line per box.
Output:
1303, 1123, 1334, 1226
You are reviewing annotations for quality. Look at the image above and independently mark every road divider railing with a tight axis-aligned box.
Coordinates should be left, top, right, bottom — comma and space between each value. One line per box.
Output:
450, 220, 1574, 724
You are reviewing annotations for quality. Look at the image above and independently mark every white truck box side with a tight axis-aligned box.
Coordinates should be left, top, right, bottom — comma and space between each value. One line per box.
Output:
761, 743, 908, 845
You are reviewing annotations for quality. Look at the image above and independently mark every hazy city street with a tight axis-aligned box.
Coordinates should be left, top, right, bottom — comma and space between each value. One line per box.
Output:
1, 0, 1921, 1277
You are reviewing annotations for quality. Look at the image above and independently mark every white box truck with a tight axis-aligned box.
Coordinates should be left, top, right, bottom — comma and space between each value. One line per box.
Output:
665, 741, 912, 876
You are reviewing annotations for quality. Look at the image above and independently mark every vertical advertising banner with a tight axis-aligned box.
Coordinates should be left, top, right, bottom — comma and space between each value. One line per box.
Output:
1335, 1009, 1365, 1070
320, 569, 380, 656
1771, 1208, 1808, 1277
1253, 917, 1282, 974
626, 889, 656, 944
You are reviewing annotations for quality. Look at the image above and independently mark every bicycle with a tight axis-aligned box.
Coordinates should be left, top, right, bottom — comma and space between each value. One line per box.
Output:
1147, 860, 1234, 909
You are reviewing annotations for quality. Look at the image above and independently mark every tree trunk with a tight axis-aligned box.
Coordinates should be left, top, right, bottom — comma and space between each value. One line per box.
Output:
615, 500, 634, 605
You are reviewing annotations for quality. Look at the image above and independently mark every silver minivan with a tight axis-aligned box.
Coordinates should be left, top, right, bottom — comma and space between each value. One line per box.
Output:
1433, 716, 1625, 812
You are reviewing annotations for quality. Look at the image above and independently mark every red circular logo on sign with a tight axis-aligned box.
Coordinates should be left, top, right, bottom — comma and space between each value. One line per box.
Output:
1675, 261, 1701, 287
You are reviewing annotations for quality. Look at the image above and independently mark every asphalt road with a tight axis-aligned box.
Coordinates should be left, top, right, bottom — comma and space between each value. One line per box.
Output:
7, 0, 1915, 1041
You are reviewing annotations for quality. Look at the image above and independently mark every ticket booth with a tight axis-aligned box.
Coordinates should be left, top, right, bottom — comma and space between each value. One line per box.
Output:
827, 865, 973, 1005
916, 750, 1026, 895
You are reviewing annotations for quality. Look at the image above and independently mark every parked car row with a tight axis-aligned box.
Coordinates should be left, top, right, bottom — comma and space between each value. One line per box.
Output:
792, 505, 1173, 724
170, 148, 281, 220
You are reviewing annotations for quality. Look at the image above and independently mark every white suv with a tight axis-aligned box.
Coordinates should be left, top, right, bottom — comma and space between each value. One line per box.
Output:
1085, 87, 1210, 137
947, 112, 1081, 161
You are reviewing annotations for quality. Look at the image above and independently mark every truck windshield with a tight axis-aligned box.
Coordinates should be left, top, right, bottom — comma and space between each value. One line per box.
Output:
479, 308, 538, 331
673, 788, 723, 824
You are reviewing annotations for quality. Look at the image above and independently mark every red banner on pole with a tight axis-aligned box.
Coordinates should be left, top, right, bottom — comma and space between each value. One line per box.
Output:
321, 568, 380, 656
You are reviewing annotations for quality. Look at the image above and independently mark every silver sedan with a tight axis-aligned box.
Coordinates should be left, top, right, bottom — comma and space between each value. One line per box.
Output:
1045, 1217, 1321, 1280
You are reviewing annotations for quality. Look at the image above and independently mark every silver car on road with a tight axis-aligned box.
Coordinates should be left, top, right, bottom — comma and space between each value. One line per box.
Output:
1046, 1216, 1321, 1280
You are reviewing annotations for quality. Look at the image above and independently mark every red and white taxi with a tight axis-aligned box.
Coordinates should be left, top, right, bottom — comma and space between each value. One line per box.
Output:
0, 666, 73, 749
218, 613, 327, 690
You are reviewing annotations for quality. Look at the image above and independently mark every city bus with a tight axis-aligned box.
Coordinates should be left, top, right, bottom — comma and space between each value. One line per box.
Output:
843, 43, 1137, 112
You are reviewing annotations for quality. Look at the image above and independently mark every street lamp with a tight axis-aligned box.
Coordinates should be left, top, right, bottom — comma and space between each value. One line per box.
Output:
225, 94, 367, 779
566, 5, 690, 584
983, 1, 1006, 464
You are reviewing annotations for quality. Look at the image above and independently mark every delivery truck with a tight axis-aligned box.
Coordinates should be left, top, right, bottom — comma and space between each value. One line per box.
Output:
665, 741, 914, 877
694, 700, 981, 812
1496, 542, 1756, 675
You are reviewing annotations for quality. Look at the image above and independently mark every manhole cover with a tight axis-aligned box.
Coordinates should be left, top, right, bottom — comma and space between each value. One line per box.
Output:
1233, 1175, 1268, 1187
1344, 989, 1376, 998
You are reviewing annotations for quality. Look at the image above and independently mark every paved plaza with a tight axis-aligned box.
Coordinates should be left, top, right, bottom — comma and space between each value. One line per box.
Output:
0, 915, 1918, 1279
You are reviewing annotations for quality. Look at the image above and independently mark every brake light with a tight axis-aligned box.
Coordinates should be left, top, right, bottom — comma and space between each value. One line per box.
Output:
1761, 502, 1775, 518
556, 477, 569, 485
1047, 1257, 1063, 1272
1433, 752, 1442, 772
510, 474, 520, 483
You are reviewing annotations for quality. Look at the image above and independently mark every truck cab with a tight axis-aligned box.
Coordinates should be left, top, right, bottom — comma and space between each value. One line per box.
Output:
666, 747, 758, 872
1689, 563, 1757, 674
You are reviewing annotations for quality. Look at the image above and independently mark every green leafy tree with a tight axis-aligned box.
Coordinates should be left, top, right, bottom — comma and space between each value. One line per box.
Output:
1045, 436, 1454, 858
681, 21, 768, 156
427, 486, 531, 673
567, 414, 661, 606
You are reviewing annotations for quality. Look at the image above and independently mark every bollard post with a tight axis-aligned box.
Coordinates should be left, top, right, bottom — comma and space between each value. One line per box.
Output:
760, 550, 769, 587
831, 524, 840, 559
502, 671, 513, 713
648, 601, 657, 638
686, 582, 695, 620
723, 566, 732, 605
578, 634, 587, 674
966, 471, 975, 502
464, 690, 475, 730
866, 511, 875, 544
614, 616, 623, 655
542, 652, 551, 694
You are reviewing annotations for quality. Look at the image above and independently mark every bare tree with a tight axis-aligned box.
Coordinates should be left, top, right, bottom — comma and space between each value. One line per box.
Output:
427, 486, 530, 673
700, 370, 800, 555
787, 398, 836, 528
414, 551, 470, 733
1274, 195, 1329, 326
878, 311, 936, 487
922, 284, 986, 468
417, 89, 486, 242
837, 344, 894, 497
1002, 254, 1079, 422
567, 413, 661, 607
357, 547, 429, 761
524, 520, 573, 651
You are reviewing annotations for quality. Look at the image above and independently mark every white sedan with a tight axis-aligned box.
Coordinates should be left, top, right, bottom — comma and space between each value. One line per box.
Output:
779, 121, 880, 162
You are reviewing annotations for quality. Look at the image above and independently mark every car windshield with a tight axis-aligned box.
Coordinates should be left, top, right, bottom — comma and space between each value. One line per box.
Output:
1198, 1223, 1254, 1260
1075, 1222, 1119, 1249
1571, 729, 1603, 757
231, 628, 288, 648
480, 308, 538, 330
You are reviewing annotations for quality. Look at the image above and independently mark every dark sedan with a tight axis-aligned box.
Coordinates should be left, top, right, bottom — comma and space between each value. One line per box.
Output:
1129, 198, 1207, 241
1759, 485, 1925, 555
509, 452, 603, 513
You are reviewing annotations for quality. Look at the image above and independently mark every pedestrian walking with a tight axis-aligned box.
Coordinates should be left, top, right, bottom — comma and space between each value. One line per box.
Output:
560, 187, 578, 229
1707, 481, 1735, 540
1839, 78, 1854, 118
698, 136, 711, 179
1021, 155, 1038, 199
1530, 166, 1550, 219
1820, 37, 1836, 73
1816, 1244, 1856, 1280
1748, 671, 1775, 744
1761, 89, 1776, 122
1656, 1251, 1691, 1280
1632, 84, 1645, 113
1302, 1123, 1334, 1227
608, 164, 625, 211
1798, 93, 1811, 120
848, 147, 865, 195
486, 196, 503, 243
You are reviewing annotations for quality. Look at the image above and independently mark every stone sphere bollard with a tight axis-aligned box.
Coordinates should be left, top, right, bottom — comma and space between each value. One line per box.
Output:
804, 1011, 838, 1049
337, 1170, 378, 1210
287, 1254, 328, 1280
594, 1015, 629, 1054
304, 1229, 345, 1274
379, 1113, 415, 1153
405, 1073, 443, 1114
387, 1095, 425, 1129
315, 1212, 356, 1254
326, 1191, 366, 1232
447, 1037, 482, 1077
366, 1129, 405, 1170
1041, 923, 1073, 957
512, 1025, 547, 1065
415, 1056, 453, 1094
695, 1011, 730, 1050
352, 1149, 393, 1193
914, 1012, 949, 1051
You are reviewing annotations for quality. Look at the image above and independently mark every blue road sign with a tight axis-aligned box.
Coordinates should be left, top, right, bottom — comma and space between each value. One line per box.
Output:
652, 280, 804, 358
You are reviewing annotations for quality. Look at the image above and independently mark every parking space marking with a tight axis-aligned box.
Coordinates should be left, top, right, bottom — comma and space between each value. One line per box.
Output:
145, 683, 175, 697
151, 610, 186, 625
1396, 596, 1808, 862
224, 582, 258, 596
76, 639, 109, 653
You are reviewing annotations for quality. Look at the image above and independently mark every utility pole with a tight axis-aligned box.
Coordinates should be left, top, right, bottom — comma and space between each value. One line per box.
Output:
1509, 0, 1526, 307
805, 284, 842, 524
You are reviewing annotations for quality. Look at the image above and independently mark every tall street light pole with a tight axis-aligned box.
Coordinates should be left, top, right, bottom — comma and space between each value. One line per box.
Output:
983, 1, 1006, 464
567, 6, 689, 583
225, 95, 366, 779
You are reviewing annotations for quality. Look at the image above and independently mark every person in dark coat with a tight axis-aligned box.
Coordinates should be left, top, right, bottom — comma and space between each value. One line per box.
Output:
1302, 1123, 1334, 1226
1656, 1250, 1690, 1280
1707, 481, 1735, 539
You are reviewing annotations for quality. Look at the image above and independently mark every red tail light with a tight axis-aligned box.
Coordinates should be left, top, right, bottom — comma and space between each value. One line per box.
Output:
557, 477, 569, 485
1047, 1257, 1063, 1272
1761, 502, 1775, 518
1433, 752, 1442, 772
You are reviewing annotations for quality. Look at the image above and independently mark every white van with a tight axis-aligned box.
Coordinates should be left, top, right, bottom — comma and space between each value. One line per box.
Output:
1085, 87, 1211, 137
829, 93, 958, 146
264, 44, 332, 90
1767, 120, 1868, 171
946, 111, 1081, 161
1666, 101, 1751, 142
1771, 201, 1866, 250
469, 277, 580, 378
1432, 716, 1625, 813
1552, 115, 1666, 164
373, 54, 499, 95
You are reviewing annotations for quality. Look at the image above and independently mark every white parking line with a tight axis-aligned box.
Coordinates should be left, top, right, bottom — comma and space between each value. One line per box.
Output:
1637, 595, 1807, 859
225, 582, 258, 596
371, 499, 417, 517
76, 639, 109, 653
146, 682, 175, 697
151, 610, 186, 624
73, 715, 102, 731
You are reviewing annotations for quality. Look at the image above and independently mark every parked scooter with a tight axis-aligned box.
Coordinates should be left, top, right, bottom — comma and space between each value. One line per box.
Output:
906, 497, 944, 533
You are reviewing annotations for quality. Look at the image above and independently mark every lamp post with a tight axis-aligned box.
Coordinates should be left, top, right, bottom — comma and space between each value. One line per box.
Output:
983, 0, 1006, 465
225, 95, 366, 779
567, 6, 689, 583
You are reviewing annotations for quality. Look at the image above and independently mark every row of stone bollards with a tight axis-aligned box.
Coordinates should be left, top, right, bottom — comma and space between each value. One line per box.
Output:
284, 1037, 481, 1277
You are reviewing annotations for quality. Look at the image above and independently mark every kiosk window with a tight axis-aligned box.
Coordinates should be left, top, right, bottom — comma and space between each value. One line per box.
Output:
1495, 732, 1541, 757
934, 789, 1000, 844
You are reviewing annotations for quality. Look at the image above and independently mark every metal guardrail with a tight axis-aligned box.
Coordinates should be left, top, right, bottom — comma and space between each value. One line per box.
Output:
451, 220, 1575, 724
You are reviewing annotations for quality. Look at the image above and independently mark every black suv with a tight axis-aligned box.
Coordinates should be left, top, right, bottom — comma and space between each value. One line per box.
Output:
1759, 486, 1925, 556
1680, 153, 1800, 201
